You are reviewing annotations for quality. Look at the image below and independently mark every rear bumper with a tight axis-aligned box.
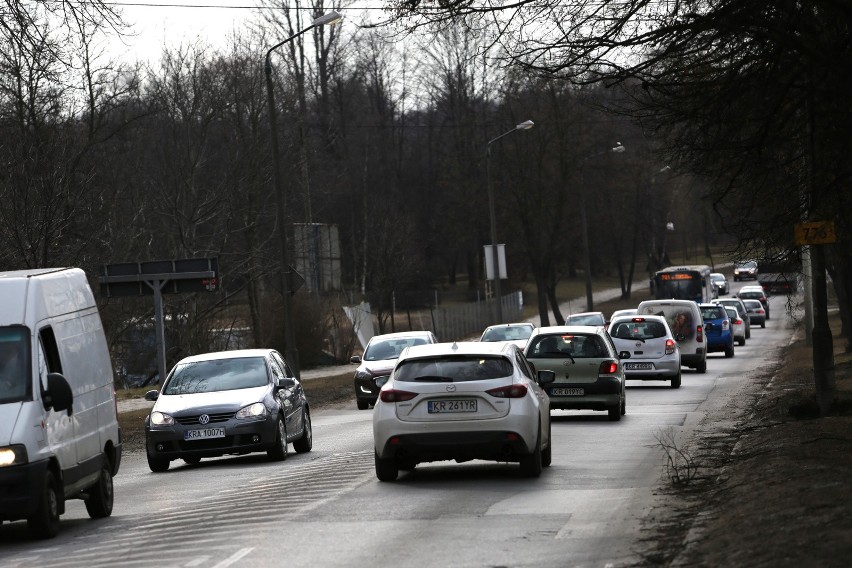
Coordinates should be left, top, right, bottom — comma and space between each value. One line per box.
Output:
377, 430, 534, 464
547, 376, 621, 410
623, 358, 680, 379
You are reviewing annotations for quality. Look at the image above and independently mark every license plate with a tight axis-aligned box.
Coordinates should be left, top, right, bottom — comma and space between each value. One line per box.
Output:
428, 400, 477, 413
625, 363, 653, 370
184, 427, 225, 441
551, 388, 584, 396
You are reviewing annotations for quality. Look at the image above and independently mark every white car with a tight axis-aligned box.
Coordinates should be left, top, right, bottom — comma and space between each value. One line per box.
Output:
373, 341, 554, 481
608, 315, 682, 388
478, 322, 536, 349
564, 311, 606, 326
724, 306, 747, 345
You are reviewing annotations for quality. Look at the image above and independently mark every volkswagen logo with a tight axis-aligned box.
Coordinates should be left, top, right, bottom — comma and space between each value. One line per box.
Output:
199, 414, 210, 425
446, 384, 456, 392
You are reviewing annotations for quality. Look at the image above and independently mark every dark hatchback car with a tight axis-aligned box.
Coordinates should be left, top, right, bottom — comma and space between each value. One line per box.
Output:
351, 331, 438, 410
698, 303, 734, 358
742, 299, 767, 328
144, 349, 312, 472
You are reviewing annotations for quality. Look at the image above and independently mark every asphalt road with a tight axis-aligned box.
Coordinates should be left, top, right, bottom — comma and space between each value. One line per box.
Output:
0, 282, 795, 567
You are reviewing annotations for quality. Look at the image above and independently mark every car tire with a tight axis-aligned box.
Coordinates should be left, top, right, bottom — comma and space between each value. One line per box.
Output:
147, 453, 170, 472
746, 327, 751, 339
725, 344, 735, 358
697, 359, 707, 374
356, 399, 369, 410
27, 470, 61, 539
375, 451, 399, 481
268, 415, 289, 461
541, 421, 552, 468
84, 463, 114, 519
621, 389, 627, 416
761, 322, 766, 329
293, 409, 313, 453
607, 405, 621, 421
183, 457, 201, 465
398, 459, 417, 472
519, 433, 543, 477
738, 337, 746, 346
671, 372, 681, 389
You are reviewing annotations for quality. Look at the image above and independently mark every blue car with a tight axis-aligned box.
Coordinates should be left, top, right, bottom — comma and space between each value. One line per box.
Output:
698, 303, 734, 358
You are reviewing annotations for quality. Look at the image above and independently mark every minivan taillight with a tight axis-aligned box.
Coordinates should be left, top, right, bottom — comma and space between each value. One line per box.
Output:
696, 324, 704, 343
487, 384, 528, 398
379, 389, 418, 403
665, 339, 676, 355
599, 361, 618, 375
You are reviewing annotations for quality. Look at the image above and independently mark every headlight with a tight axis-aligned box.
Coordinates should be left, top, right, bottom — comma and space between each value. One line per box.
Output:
0, 445, 28, 467
150, 411, 174, 426
236, 402, 267, 420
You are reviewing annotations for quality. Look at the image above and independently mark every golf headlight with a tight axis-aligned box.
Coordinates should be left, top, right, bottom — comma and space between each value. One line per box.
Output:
150, 411, 174, 426
236, 402, 267, 420
0, 445, 28, 467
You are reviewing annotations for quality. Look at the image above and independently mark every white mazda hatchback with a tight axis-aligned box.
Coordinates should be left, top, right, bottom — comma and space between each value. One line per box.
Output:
373, 341, 555, 481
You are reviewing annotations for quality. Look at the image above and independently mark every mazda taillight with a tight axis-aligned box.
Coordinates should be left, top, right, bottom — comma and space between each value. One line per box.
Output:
599, 361, 618, 375
665, 339, 676, 355
696, 325, 704, 343
487, 384, 528, 398
379, 389, 418, 403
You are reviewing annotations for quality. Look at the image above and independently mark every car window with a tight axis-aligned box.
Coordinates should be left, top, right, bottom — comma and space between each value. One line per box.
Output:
738, 291, 764, 300
725, 308, 739, 320
394, 355, 514, 383
527, 334, 606, 358
163, 357, 269, 394
612, 321, 667, 340
700, 306, 727, 320
565, 314, 605, 326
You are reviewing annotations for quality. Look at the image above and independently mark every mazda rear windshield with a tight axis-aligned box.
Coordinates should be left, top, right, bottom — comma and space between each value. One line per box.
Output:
394, 356, 513, 382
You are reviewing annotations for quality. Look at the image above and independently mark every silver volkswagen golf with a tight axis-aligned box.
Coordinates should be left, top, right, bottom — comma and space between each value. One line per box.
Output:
144, 349, 312, 472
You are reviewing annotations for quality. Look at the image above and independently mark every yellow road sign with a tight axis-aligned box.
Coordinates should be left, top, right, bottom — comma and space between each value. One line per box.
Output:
794, 221, 836, 245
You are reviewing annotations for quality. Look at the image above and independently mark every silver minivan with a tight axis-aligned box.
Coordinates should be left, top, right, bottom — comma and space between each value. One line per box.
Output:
637, 299, 707, 373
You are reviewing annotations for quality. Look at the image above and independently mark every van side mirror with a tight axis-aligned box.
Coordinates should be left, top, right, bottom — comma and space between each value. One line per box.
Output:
44, 372, 73, 414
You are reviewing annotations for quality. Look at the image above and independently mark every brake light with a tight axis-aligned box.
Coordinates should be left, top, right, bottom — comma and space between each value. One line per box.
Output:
598, 361, 618, 375
379, 389, 418, 403
756, 308, 765, 314
733, 318, 742, 325
631, 317, 645, 322
696, 324, 704, 343
665, 339, 676, 355
487, 384, 528, 398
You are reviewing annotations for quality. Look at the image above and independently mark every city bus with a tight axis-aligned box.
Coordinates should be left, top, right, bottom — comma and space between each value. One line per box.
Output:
653, 265, 717, 303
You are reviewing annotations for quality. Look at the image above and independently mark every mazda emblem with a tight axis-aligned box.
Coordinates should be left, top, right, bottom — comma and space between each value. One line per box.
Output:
446, 384, 456, 392
199, 414, 210, 425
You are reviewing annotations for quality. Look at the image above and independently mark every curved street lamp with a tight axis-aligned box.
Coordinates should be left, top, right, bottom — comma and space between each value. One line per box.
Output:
265, 10, 342, 379
486, 120, 534, 323
581, 142, 626, 311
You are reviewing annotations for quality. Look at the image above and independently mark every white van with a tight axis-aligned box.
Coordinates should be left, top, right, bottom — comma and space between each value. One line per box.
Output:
636, 299, 707, 373
0, 268, 122, 538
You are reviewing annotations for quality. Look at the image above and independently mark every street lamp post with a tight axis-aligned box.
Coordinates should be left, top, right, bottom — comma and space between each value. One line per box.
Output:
581, 142, 626, 311
485, 119, 534, 323
265, 10, 342, 379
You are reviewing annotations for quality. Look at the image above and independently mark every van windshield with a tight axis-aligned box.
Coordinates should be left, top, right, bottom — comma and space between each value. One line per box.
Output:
0, 327, 30, 404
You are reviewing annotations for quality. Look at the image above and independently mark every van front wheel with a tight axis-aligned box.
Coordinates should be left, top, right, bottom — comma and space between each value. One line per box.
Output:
28, 471, 61, 539
85, 463, 114, 518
